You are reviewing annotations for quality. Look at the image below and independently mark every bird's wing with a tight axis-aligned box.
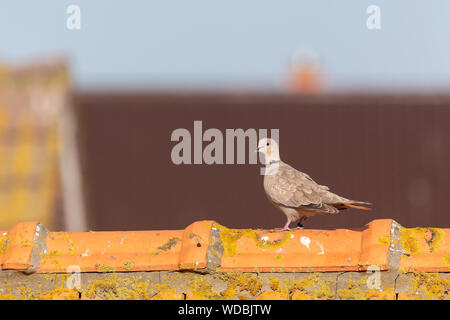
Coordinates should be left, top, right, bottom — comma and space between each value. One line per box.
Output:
265, 163, 329, 209
265, 163, 370, 214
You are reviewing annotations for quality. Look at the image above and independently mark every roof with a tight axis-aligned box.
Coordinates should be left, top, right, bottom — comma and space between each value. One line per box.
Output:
0, 60, 68, 230
0, 219, 449, 299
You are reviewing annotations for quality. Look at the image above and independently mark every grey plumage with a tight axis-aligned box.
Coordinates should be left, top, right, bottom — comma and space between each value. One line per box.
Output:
257, 138, 371, 230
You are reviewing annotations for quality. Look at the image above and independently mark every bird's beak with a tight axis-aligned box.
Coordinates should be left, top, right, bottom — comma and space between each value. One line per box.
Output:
255, 147, 261, 153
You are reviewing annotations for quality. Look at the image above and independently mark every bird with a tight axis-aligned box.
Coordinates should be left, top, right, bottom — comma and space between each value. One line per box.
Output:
256, 138, 371, 231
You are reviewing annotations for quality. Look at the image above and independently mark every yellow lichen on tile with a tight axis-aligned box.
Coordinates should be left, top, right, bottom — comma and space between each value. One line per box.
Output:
0, 235, 10, 253
215, 223, 293, 257
407, 272, 450, 300
85, 274, 150, 300
269, 277, 281, 291
120, 261, 135, 271
377, 233, 391, 246
443, 254, 450, 269
400, 227, 445, 256
96, 264, 116, 273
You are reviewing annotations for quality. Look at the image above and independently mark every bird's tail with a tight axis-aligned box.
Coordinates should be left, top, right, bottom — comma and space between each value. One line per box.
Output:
344, 201, 372, 211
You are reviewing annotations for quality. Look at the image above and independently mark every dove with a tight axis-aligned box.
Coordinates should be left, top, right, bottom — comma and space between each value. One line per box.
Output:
256, 138, 371, 231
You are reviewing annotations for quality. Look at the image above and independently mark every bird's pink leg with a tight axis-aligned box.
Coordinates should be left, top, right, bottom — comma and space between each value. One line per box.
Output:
274, 219, 291, 232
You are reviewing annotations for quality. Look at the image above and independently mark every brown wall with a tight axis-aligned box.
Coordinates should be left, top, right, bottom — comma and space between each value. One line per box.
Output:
74, 92, 450, 231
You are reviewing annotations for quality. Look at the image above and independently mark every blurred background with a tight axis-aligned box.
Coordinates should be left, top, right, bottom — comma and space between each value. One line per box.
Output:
0, 1, 449, 231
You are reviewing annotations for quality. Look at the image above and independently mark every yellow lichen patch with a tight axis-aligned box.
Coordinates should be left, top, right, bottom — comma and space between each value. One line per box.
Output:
0, 293, 16, 300
364, 288, 395, 300
46, 249, 63, 257
424, 228, 445, 253
254, 290, 288, 300
215, 273, 264, 298
237, 291, 252, 300
18, 232, 32, 248
269, 277, 281, 291
306, 276, 335, 300
96, 264, 116, 273
185, 276, 219, 300
378, 233, 391, 246
397, 266, 407, 274
291, 290, 313, 300
42, 232, 77, 257
148, 282, 170, 296
0, 274, 79, 300
85, 274, 150, 300
351, 275, 370, 287
346, 280, 356, 289
217, 225, 252, 257
215, 223, 293, 257
39, 287, 79, 300
443, 254, 450, 269
57, 232, 77, 255
337, 275, 369, 300
68, 238, 76, 255
338, 287, 363, 300
400, 228, 421, 255
120, 261, 135, 271
273, 255, 283, 262
407, 272, 450, 300
219, 284, 237, 300
176, 272, 267, 300
343, 274, 394, 299
281, 274, 335, 300
150, 288, 183, 300
237, 274, 264, 296
0, 235, 9, 253
400, 227, 445, 256
339, 282, 395, 300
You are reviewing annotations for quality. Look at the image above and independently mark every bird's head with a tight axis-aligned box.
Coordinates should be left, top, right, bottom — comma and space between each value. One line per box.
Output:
256, 138, 280, 164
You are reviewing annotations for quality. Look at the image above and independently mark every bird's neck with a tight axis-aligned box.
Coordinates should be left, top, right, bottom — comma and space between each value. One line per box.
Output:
265, 152, 280, 166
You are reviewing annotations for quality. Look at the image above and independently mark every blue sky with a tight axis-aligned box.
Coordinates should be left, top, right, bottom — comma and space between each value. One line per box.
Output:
1, 1, 449, 90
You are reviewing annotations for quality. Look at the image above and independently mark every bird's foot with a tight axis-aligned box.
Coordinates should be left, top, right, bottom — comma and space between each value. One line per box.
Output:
273, 227, 292, 232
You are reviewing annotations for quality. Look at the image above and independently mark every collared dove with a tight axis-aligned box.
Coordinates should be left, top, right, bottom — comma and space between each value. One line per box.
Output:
257, 138, 371, 231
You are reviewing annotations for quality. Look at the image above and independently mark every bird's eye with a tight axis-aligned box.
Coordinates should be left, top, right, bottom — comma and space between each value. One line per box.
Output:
266, 143, 270, 146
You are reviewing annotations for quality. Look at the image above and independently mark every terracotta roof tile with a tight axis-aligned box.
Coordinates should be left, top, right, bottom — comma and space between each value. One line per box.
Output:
216, 219, 393, 272
39, 229, 184, 273
0, 219, 448, 275
1, 219, 450, 300
178, 221, 214, 270
0, 221, 37, 270
399, 227, 450, 272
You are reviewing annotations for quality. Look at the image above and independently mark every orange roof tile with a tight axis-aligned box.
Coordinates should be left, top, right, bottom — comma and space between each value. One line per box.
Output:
216, 219, 392, 272
178, 221, 214, 270
399, 227, 450, 272
0, 221, 37, 270
40, 229, 185, 273
0, 219, 448, 274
